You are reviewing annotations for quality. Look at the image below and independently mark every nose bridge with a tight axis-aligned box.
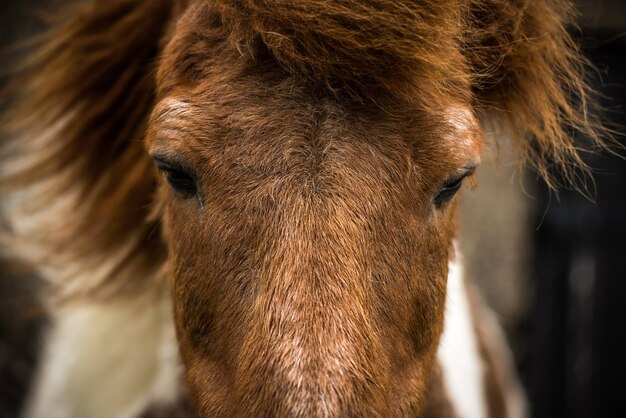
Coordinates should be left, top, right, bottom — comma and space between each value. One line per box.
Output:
236, 193, 390, 416
268, 201, 373, 345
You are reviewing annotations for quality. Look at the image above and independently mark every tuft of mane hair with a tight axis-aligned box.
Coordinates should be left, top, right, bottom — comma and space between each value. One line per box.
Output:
0, 0, 614, 300
463, 0, 613, 191
0, 0, 174, 301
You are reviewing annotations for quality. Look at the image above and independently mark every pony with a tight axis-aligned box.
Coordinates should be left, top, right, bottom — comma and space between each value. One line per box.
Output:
0, 0, 608, 417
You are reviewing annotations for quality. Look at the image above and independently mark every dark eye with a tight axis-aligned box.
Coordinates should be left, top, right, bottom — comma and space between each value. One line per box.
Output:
434, 177, 464, 207
153, 157, 197, 198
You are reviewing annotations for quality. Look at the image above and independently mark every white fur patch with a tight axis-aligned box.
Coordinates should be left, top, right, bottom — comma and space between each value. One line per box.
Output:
22, 290, 182, 418
475, 297, 528, 418
437, 255, 487, 418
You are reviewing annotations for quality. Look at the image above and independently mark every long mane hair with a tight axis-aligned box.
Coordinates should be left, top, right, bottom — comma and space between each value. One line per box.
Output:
0, 0, 610, 302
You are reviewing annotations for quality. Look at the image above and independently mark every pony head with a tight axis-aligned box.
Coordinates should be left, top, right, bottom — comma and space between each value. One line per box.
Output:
0, 0, 607, 416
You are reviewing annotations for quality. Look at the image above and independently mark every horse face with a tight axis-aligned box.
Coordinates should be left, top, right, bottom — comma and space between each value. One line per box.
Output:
0, 0, 603, 415
145, 5, 481, 417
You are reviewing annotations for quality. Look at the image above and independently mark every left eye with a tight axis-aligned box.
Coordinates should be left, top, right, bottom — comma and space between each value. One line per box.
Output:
434, 177, 464, 207
163, 169, 197, 198
153, 157, 197, 198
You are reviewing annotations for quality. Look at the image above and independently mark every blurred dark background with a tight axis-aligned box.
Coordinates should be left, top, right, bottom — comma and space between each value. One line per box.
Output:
1, 1, 625, 418
528, 3, 626, 417
0, 3, 48, 418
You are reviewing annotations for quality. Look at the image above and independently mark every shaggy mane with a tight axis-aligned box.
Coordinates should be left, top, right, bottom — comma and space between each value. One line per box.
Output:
0, 0, 174, 301
212, 0, 611, 189
0, 0, 613, 299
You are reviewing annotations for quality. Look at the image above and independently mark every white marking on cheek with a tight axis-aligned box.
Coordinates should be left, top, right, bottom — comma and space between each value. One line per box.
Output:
437, 250, 487, 418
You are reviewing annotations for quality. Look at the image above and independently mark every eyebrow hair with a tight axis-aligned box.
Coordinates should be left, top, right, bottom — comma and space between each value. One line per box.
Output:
150, 151, 197, 176
153, 98, 194, 120
442, 162, 479, 184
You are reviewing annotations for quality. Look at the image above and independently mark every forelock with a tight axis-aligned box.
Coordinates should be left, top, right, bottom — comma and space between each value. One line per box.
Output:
204, 0, 471, 104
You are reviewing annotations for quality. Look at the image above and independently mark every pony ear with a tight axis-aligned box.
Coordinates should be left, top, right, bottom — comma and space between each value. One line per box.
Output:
1, 0, 175, 301
466, 0, 610, 191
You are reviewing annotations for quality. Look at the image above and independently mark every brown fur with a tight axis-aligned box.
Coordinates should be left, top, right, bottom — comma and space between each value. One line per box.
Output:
421, 366, 460, 418
0, 0, 609, 416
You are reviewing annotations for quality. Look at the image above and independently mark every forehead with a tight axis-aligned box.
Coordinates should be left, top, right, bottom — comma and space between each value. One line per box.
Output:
149, 6, 482, 179
148, 86, 481, 181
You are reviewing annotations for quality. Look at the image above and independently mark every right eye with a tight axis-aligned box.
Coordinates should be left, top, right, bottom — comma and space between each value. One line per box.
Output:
433, 177, 464, 207
153, 157, 197, 198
